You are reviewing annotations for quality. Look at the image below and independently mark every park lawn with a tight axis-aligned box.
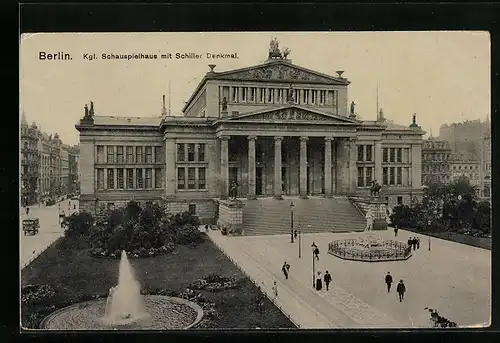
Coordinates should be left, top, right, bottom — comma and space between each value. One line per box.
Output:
21, 235, 296, 329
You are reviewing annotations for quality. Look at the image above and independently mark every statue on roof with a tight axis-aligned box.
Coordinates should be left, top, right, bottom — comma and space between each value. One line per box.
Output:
282, 47, 291, 59
89, 101, 95, 118
221, 97, 228, 112
84, 104, 89, 119
268, 37, 283, 59
350, 101, 356, 116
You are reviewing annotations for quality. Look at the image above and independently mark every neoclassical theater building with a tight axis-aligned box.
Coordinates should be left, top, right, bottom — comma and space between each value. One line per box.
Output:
77, 42, 425, 231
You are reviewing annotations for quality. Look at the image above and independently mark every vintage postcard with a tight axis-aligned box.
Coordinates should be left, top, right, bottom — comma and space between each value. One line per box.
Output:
20, 32, 491, 330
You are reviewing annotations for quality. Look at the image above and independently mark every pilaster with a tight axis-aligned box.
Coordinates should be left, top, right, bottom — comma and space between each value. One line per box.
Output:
274, 136, 284, 199
247, 136, 257, 200
299, 136, 309, 199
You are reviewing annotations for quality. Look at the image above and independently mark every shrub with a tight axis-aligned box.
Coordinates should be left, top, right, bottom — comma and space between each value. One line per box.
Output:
172, 224, 204, 246
63, 212, 94, 238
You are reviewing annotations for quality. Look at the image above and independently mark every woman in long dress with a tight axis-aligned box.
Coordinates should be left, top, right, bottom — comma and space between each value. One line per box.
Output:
316, 271, 323, 291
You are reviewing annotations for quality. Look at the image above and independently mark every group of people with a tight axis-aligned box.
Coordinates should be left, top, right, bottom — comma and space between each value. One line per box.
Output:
408, 237, 420, 250
315, 270, 332, 291
385, 272, 407, 302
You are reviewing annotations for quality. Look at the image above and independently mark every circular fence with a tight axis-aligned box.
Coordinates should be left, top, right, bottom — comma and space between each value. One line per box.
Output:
328, 236, 412, 262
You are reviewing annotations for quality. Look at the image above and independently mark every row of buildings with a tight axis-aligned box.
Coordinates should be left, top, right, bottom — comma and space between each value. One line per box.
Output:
20, 112, 80, 206
421, 127, 491, 200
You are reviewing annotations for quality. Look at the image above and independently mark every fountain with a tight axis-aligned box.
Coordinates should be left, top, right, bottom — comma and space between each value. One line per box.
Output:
102, 251, 149, 325
40, 250, 204, 330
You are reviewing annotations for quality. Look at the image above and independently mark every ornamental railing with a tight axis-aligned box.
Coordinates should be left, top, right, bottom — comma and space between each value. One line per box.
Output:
328, 238, 412, 262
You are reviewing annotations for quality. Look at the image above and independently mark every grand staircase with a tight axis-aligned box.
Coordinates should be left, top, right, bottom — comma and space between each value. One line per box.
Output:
242, 196, 367, 236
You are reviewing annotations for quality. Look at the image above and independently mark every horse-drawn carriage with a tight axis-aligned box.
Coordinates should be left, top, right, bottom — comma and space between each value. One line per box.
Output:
22, 217, 40, 236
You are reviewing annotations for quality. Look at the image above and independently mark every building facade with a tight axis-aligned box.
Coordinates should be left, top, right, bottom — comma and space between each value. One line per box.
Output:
480, 133, 491, 200
451, 156, 481, 189
421, 138, 452, 185
76, 46, 425, 219
20, 112, 41, 206
69, 145, 80, 194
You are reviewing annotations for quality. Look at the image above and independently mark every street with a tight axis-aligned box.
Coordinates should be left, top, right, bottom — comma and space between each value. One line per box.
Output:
20, 199, 79, 269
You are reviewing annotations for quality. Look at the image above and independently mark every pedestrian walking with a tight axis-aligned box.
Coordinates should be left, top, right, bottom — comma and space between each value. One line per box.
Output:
290, 229, 294, 243
407, 237, 412, 248
385, 272, 393, 293
316, 271, 323, 291
324, 270, 332, 291
282, 262, 289, 279
416, 237, 420, 250
26, 207, 30, 216
205, 224, 209, 233
394, 226, 398, 237
397, 279, 406, 302
294, 229, 298, 239
412, 237, 417, 251
272, 281, 278, 298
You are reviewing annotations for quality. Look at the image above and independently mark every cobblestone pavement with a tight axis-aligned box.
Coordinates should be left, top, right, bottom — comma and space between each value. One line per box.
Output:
20, 200, 79, 269
208, 229, 490, 328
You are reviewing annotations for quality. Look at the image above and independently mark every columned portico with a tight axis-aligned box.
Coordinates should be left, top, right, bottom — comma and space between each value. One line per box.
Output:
324, 137, 333, 197
220, 135, 230, 199
247, 136, 257, 199
299, 136, 309, 199
274, 136, 284, 199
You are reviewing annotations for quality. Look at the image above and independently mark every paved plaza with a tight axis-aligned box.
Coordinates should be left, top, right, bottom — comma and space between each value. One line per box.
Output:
208, 229, 490, 328
20, 200, 79, 269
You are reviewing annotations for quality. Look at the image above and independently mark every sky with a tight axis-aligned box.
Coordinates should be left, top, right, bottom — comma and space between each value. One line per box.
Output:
19, 31, 490, 146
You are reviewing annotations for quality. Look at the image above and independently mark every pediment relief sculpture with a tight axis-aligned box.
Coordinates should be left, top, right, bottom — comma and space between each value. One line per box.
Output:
235, 108, 350, 122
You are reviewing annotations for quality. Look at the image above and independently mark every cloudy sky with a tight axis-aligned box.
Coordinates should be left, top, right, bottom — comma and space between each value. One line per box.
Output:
20, 31, 490, 145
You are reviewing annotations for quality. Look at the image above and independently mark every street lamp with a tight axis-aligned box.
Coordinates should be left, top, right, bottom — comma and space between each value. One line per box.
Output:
290, 201, 295, 243
311, 242, 317, 288
298, 226, 302, 258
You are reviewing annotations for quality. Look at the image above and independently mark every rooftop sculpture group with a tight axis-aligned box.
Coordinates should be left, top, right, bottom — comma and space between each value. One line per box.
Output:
268, 37, 291, 60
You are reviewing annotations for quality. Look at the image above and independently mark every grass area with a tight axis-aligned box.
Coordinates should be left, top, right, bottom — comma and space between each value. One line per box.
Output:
21, 235, 296, 329
402, 227, 491, 250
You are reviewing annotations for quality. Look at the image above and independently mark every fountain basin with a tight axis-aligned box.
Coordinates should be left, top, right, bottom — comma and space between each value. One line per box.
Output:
41, 295, 204, 330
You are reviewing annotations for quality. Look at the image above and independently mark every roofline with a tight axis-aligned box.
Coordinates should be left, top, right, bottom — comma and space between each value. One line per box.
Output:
182, 60, 350, 113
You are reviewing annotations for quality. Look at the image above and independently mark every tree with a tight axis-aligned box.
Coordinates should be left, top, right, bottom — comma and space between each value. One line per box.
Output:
63, 212, 94, 238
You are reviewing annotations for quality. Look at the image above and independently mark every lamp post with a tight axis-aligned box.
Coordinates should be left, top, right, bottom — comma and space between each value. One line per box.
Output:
311, 242, 317, 288
298, 226, 302, 258
290, 201, 295, 243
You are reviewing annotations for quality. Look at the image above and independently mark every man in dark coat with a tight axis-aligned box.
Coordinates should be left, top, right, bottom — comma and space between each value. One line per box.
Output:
314, 246, 320, 261
385, 272, 393, 293
413, 237, 417, 250
324, 271, 332, 291
397, 280, 406, 302
407, 238, 412, 248
416, 237, 420, 250
282, 262, 289, 279
26, 207, 30, 215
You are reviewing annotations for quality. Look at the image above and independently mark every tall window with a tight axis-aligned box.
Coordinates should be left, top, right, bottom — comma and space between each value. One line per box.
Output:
357, 145, 364, 161
177, 167, 185, 189
188, 204, 196, 215
145, 168, 152, 189
188, 143, 195, 162
198, 167, 206, 190
188, 167, 196, 189
198, 143, 205, 162
383, 148, 388, 162
241, 87, 247, 102
96, 146, 104, 163
136, 168, 143, 188
154, 146, 161, 163
397, 167, 402, 185
135, 146, 143, 163
366, 145, 373, 162
126, 146, 134, 163
145, 146, 152, 163
177, 143, 185, 162
357, 167, 364, 187
397, 148, 402, 163
107, 146, 114, 164
365, 167, 373, 186
390, 148, 395, 163
107, 169, 115, 189
117, 146, 124, 164
117, 168, 124, 189
383, 167, 388, 185
126, 168, 133, 189
389, 167, 395, 185
154, 168, 162, 188
97, 169, 104, 189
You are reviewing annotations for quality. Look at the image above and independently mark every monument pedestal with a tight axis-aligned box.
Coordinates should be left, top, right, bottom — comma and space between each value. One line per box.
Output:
349, 196, 389, 230
216, 199, 245, 235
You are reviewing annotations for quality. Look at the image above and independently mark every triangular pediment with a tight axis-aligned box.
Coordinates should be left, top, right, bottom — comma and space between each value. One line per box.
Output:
213, 61, 349, 85
228, 106, 358, 124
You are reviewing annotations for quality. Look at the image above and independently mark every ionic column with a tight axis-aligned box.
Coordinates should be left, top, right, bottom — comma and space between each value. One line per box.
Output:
247, 136, 257, 199
299, 136, 309, 199
324, 137, 333, 197
274, 136, 284, 199
374, 141, 383, 184
220, 136, 230, 199
349, 138, 357, 193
